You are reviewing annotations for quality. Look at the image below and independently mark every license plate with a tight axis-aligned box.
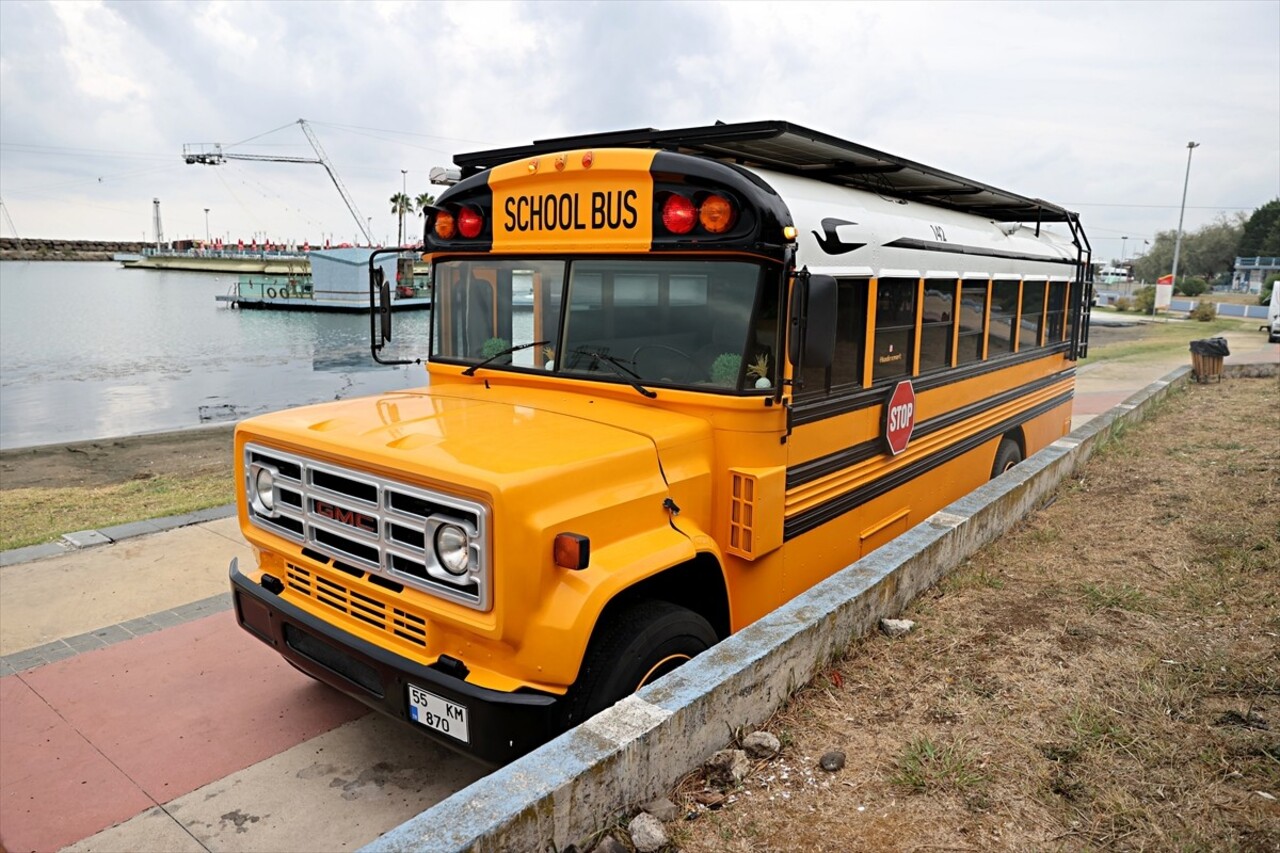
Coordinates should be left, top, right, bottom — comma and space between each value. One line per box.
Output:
407, 684, 470, 743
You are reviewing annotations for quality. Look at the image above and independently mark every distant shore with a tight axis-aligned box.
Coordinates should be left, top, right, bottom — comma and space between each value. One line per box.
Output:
0, 238, 146, 262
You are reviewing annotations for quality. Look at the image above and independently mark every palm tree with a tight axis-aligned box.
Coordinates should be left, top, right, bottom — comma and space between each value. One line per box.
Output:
390, 192, 412, 246
415, 192, 436, 216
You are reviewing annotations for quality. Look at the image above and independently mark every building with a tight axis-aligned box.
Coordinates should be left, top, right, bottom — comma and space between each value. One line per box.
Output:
1232, 256, 1280, 293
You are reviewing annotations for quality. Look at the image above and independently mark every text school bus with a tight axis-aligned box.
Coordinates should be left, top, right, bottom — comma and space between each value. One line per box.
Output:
230, 121, 1093, 763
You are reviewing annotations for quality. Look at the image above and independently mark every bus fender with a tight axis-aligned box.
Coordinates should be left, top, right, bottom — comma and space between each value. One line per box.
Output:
528, 523, 730, 686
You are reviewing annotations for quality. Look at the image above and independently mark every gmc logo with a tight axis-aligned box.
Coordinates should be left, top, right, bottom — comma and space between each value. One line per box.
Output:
314, 500, 377, 534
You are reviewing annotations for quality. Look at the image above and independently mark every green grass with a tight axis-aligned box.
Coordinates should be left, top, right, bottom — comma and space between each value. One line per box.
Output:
0, 473, 233, 550
1086, 318, 1241, 364
1079, 582, 1151, 614
889, 735, 986, 793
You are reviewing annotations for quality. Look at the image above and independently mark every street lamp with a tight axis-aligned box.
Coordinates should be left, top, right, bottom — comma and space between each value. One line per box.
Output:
1120, 236, 1128, 264
1169, 142, 1200, 296
204, 208, 210, 244
399, 168, 408, 247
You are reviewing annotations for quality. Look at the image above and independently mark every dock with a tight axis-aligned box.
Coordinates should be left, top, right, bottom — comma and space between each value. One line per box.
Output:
214, 248, 430, 312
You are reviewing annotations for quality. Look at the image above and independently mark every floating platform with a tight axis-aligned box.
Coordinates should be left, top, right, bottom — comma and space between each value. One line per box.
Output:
214, 249, 430, 312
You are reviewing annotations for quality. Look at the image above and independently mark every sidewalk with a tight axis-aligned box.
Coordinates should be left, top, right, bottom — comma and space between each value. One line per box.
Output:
0, 517, 485, 853
1, 334, 1275, 852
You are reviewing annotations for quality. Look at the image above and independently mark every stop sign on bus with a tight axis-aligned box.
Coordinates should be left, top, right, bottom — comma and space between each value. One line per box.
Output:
883, 380, 916, 456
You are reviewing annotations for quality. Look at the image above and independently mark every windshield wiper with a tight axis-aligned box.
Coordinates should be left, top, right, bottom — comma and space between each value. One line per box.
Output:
572, 349, 657, 398
462, 340, 550, 376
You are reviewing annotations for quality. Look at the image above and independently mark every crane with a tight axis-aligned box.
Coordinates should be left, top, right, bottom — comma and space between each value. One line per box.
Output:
183, 119, 373, 245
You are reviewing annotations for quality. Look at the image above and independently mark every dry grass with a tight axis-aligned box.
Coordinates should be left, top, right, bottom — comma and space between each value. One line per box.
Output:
671, 376, 1279, 852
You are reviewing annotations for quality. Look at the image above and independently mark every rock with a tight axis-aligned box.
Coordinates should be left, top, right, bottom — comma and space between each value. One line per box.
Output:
705, 748, 751, 787
588, 835, 627, 853
628, 812, 668, 853
819, 750, 846, 772
880, 617, 916, 637
742, 730, 781, 759
642, 796, 680, 823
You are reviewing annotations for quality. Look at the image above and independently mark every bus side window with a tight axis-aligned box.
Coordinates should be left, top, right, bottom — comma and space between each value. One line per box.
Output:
1045, 281, 1068, 343
1063, 280, 1078, 346
919, 278, 957, 373
956, 280, 987, 365
988, 280, 1019, 356
1019, 281, 1046, 350
872, 277, 916, 383
796, 278, 866, 397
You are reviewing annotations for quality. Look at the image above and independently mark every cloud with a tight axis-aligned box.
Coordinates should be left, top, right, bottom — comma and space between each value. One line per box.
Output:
0, 0, 1275, 255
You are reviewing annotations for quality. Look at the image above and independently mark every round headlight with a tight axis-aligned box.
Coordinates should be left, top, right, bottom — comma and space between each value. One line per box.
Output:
435, 524, 470, 576
254, 467, 275, 512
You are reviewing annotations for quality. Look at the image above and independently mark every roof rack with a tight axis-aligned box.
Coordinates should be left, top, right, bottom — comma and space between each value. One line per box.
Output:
453, 120, 1077, 224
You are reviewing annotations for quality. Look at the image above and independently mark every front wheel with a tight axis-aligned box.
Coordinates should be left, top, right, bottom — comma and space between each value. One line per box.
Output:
991, 437, 1023, 479
563, 601, 717, 728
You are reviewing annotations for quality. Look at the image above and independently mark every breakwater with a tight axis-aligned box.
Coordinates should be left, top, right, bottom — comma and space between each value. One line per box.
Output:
0, 238, 147, 261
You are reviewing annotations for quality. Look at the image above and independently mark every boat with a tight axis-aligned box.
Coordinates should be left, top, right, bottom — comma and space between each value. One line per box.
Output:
215, 248, 430, 312
124, 245, 311, 274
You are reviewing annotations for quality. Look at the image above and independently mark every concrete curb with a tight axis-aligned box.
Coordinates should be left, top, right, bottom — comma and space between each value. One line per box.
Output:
0, 504, 236, 567
364, 362, 1276, 853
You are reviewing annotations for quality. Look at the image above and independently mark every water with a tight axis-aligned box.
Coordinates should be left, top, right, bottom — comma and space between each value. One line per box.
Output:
0, 261, 432, 449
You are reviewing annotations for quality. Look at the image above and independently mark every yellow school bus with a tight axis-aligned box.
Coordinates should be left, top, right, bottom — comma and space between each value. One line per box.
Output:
230, 121, 1093, 763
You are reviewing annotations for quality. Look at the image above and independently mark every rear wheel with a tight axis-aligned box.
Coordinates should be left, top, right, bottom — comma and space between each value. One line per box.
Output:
991, 437, 1023, 479
564, 600, 716, 728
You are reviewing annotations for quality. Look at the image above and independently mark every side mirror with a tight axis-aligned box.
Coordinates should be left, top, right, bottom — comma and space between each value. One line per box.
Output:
788, 272, 837, 371
375, 268, 392, 343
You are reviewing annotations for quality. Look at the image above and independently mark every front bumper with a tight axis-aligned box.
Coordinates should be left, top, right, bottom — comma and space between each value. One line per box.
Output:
229, 558, 561, 765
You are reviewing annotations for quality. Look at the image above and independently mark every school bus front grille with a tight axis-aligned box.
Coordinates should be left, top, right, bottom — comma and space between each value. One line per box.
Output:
243, 443, 491, 611
285, 563, 428, 647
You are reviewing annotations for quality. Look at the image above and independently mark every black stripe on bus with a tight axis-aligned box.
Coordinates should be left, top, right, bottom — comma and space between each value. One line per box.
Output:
882, 237, 1078, 266
787, 367, 1074, 489
790, 342, 1073, 427
782, 389, 1074, 542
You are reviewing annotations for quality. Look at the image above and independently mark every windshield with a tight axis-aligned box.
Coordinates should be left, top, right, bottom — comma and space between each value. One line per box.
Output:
432, 258, 777, 393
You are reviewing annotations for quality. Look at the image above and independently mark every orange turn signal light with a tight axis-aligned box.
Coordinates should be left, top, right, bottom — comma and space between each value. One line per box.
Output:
434, 210, 457, 239
699, 193, 737, 234
554, 532, 590, 570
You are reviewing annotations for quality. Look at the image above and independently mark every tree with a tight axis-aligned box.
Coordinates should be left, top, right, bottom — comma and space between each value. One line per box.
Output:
1131, 214, 1245, 283
415, 192, 436, 216
1237, 199, 1280, 257
390, 192, 412, 246
1182, 213, 1247, 280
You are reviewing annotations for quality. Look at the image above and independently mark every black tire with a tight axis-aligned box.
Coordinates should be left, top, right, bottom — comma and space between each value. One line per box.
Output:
991, 437, 1023, 479
564, 600, 716, 728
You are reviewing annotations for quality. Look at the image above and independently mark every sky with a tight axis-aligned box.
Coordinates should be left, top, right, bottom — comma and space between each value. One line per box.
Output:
0, 0, 1277, 265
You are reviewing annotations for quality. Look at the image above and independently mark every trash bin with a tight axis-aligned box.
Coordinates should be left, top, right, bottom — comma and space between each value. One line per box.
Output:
1189, 337, 1229, 383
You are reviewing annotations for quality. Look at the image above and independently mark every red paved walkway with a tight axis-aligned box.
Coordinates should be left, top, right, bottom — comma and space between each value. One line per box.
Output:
1, 614, 366, 852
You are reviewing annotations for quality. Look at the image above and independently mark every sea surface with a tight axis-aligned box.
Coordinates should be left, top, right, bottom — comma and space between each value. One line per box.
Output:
0, 261, 432, 450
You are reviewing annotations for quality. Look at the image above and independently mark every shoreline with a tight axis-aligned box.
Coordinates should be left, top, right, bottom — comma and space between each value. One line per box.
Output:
0, 423, 235, 490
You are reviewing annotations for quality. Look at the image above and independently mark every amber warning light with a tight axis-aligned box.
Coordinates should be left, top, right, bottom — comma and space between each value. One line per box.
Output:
554, 533, 590, 570
434, 210, 456, 239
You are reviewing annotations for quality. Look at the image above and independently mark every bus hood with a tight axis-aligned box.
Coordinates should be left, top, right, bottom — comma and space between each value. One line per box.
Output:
236, 384, 713, 500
